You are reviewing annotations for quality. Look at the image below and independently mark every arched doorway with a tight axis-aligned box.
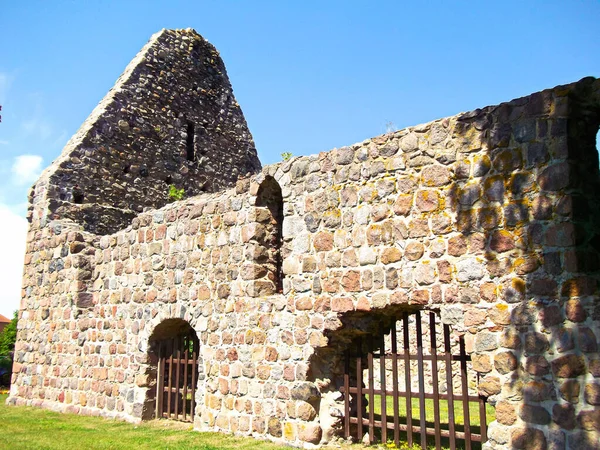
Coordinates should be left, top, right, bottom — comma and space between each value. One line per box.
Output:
147, 319, 200, 422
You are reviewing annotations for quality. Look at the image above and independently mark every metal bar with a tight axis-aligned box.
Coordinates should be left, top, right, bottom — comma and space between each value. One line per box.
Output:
368, 335, 375, 444
174, 335, 181, 419
379, 322, 387, 444
167, 338, 174, 419
344, 350, 350, 438
430, 312, 442, 450
415, 311, 427, 450
346, 352, 471, 362
191, 338, 197, 419
403, 312, 413, 447
444, 324, 456, 450
356, 337, 363, 441
479, 395, 487, 443
391, 321, 400, 447
155, 341, 163, 419
459, 334, 472, 450
182, 335, 189, 421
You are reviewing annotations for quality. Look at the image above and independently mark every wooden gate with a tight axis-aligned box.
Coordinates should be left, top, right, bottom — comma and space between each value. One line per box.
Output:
341, 311, 488, 449
155, 331, 199, 422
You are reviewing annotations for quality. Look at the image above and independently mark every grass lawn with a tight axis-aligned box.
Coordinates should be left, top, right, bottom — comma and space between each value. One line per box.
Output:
371, 395, 495, 427
0, 393, 495, 450
0, 394, 289, 450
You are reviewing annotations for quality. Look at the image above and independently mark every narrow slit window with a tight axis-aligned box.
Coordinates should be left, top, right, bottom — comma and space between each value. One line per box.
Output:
186, 122, 195, 161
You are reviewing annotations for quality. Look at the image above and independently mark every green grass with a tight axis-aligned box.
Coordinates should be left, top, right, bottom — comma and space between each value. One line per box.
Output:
0, 394, 289, 450
353, 395, 496, 450
371, 395, 495, 427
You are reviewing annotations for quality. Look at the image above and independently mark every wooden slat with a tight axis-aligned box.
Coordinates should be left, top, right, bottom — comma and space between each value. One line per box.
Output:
182, 335, 189, 422
415, 311, 427, 450
443, 324, 457, 450
479, 395, 487, 443
429, 312, 442, 450
356, 337, 363, 441
379, 322, 387, 444
167, 338, 174, 419
403, 313, 413, 447
191, 339, 197, 418
156, 341, 163, 419
391, 321, 400, 447
174, 336, 181, 419
459, 335, 472, 450
367, 335, 375, 444
344, 350, 350, 438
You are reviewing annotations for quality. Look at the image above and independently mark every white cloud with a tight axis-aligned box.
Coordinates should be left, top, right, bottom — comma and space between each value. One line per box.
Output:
0, 140, 9, 146
0, 204, 27, 318
11, 154, 43, 185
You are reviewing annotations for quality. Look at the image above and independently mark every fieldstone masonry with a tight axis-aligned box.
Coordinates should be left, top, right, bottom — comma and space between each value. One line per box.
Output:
7, 29, 600, 449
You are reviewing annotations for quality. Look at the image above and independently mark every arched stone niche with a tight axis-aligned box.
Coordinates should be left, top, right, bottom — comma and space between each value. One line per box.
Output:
245, 176, 284, 297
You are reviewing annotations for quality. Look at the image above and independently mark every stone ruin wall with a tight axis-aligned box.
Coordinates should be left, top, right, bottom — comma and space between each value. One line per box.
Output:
7, 31, 600, 450
29, 29, 260, 236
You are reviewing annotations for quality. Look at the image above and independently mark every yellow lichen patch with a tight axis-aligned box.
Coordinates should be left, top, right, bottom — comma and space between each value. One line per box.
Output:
512, 278, 526, 294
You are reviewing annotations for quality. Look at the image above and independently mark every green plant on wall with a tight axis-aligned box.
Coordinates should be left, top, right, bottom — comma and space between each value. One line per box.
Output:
281, 152, 293, 161
168, 185, 185, 202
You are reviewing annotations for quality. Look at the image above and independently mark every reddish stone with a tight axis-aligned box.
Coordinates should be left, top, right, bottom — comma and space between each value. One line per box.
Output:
393, 194, 413, 216
584, 383, 600, 406
405, 242, 424, 260
331, 297, 354, 312
341, 271, 361, 292
437, 260, 452, 283
415, 190, 440, 212
421, 165, 451, 186
552, 403, 576, 430
565, 299, 587, 322
578, 409, 600, 431
381, 247, 402, 264
525, 355, 550, 376
539, 305, 563, 327
544, 222, 575, 247
562, 277, 597, 298
448, 235, 467, 256
314, 231, 334, 251
495, 401, 517, 425
511, 428, 547, 450
410, 289, 429, 305
538, 161, 570, 191
490, 230, 515, 253
495, 351, 518, 374
552, 354, 586, 378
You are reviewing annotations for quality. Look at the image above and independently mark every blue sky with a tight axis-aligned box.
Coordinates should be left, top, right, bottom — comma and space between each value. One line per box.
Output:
0, 0, 599, 316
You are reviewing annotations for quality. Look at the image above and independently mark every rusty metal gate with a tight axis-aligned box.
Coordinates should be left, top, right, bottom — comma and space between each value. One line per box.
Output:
342, 311, 488, 449
155, 331, 199, 422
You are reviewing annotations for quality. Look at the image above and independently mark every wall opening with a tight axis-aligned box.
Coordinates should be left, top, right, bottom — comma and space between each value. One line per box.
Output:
72, 185, 84, 204
255, 176, 284, 293
186, 122, 195, 162
144, 319, 200, 422
329, 309, 492, 449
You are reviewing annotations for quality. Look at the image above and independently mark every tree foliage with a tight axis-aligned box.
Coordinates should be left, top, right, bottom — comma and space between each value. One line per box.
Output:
0, 311, 17, 357
0, 311, 18, 385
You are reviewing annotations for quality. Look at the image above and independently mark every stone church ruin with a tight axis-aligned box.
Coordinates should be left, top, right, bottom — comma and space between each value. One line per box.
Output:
7, 28, 600, 449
